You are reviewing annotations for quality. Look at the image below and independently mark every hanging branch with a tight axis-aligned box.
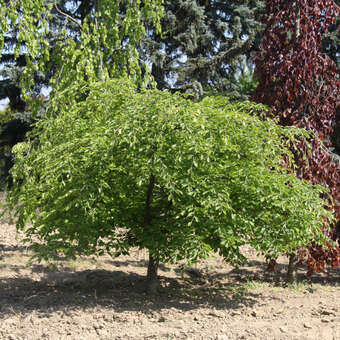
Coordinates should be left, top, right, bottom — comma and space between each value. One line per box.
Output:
54, 2, 82, 28
94, 0, 104, 80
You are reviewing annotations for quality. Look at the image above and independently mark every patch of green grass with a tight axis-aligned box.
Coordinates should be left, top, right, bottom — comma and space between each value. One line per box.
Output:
59, 257, 100, 272
243, 278, 314, 294
243, 280, 266, 291
285, 280, 311, 292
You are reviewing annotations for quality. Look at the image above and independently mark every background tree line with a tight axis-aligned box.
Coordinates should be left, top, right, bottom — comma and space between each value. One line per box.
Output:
1, 0, 339, 164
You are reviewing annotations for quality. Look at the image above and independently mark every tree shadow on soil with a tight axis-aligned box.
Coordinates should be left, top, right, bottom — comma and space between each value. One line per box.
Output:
104, 258, 175, 273
0, 254, 338, 320
0, 265, 262, 318
100, 257, 340, 286
225, 259, 340, 286
0, 244, 37, 254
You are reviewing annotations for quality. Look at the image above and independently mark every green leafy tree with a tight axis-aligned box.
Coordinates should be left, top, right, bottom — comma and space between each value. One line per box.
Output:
6, 79, 334, 292
1, 0, 335, 292
0, 0, 163, 95
0, 0, 110, 112
0, 0, 163, 183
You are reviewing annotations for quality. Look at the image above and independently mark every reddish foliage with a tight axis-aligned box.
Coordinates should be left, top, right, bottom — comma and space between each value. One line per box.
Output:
253, 0, 340, 275
267, 258, 278, 272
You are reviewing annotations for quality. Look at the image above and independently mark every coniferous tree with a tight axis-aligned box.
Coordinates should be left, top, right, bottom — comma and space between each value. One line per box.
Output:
0, 26, 41, 183
142, 0, 264, 98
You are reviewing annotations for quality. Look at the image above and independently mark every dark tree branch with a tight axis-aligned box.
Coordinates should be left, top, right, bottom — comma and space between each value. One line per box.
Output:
54, 2, 82, 28
144, 173, 155, 226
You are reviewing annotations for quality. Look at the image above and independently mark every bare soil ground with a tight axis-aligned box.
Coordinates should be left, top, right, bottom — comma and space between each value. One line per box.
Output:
0, 220, 339, 340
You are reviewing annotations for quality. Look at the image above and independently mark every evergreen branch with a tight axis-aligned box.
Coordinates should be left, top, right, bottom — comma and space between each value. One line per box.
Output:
0, 53, 26, 66
208, 33, 257, 69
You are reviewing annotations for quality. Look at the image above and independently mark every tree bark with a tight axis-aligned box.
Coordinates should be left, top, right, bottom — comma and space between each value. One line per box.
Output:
143, 173, 160, 294
146, 251, 160, 294
287, 253, 298, 283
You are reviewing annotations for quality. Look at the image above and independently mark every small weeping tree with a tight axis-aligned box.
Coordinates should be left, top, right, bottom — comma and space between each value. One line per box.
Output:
5, 79, 335, 293
0, 0, 336, 293
253, 0, 340, 281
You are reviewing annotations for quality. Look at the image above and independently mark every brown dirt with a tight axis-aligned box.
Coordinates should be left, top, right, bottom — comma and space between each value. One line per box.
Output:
0, 220, 339, 340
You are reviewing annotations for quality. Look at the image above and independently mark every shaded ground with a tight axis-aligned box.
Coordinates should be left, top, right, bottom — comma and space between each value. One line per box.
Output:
0, 221, 339, 340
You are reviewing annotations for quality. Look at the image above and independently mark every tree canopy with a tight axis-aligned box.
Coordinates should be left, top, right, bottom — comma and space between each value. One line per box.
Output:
6, 78, 334, 290
253, 0, 340, 274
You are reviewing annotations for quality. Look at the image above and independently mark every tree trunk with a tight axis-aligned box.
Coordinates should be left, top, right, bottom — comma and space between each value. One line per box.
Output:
143, 173, 160, 294
287, 253, 298, 283
146, 252, 160, 294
